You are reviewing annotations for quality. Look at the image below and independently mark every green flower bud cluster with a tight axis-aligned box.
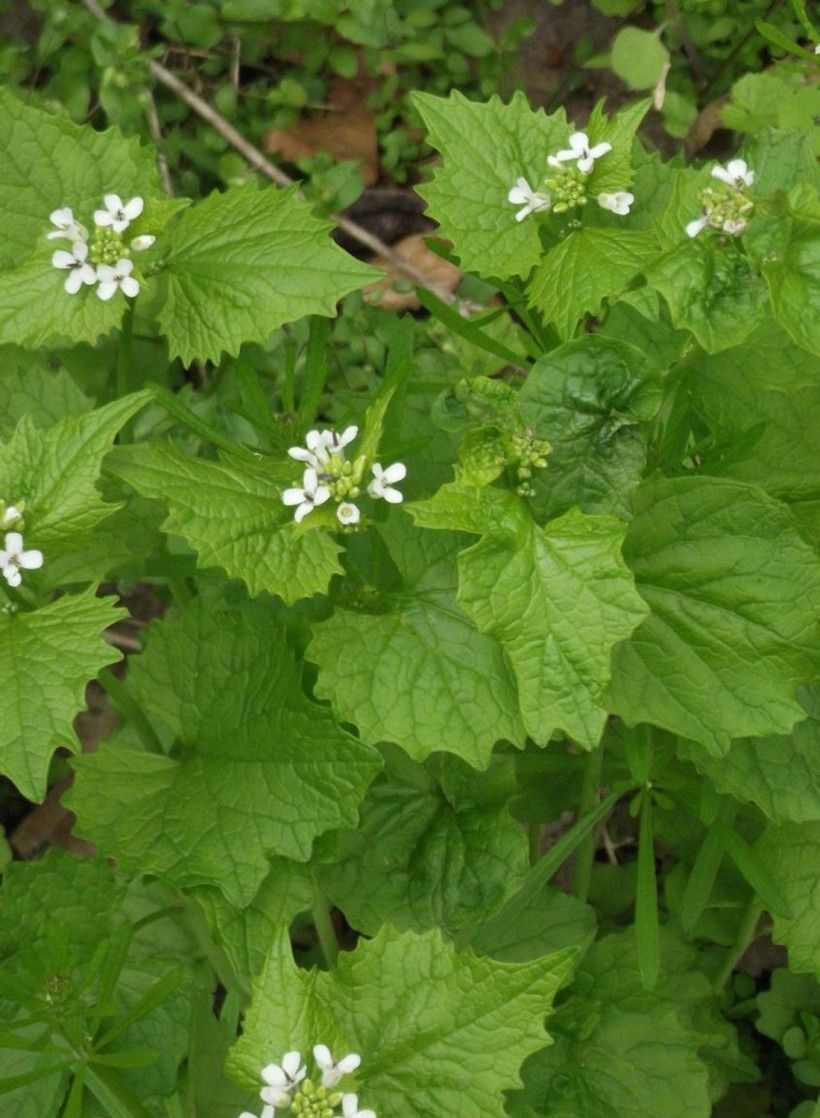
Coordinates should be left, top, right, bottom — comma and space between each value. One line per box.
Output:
321, 453, 365, 503
544, 165, 588, 214
697, 185, 754, 235
289, 1078, 343, 1117
89, 225, 128, 267
508, 430, 551, 497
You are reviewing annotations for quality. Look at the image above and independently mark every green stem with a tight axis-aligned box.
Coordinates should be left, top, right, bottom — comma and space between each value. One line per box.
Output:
297, 316, 331, 428
311, 873, 340, 968
283, 331, 296, 416
527, 822, 542, 866
116, 304, 135, 402
712, 897, 764, 992
572, 744, 605, 903
98, 669, 164, 755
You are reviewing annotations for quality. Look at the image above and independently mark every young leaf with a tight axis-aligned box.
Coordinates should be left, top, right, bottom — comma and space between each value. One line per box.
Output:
228, 925, 576, 1118
107, 443, 344, 603
609, 475, 820, 751
68, 594, 382, 906
413, 90, 569, 280
159, 185, 375, 364
0, 590, 124, 801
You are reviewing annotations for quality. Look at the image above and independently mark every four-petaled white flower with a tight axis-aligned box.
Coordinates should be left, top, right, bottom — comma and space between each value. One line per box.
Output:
0, 531, 43, 589
313, 1045, 362, 1088
47, 206, 87, 242
336, 502, 360, 527
52, 242, 97, 294
94, 193, 144, 233
711, 159, 754, 189
282, 468, 331, 523
548, 132, 612, 173
260, 1052, 306, 1107
341, 1093, 377, 1118
597, 191, 634, 216
96, 258, 139, 301
130, 234, 156, 251
368, 462, 406, 504
507, 177, 551, 223
288, 426, 358, 470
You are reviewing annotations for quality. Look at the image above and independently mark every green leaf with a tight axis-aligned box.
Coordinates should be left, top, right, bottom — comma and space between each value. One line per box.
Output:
0, 393, 150, 589
636, 794, 660, 989
527, 228, 659, 339
459, 885, 596, 963
309, 516, 525, 768
763, 218, 820, 357
228, 925, 576, 1118
0, 88, 160, 270
610, 27, 670, 90
518, 335, 662, 520
159, 185, 374, 363
107, 443, 344, 603
609, 476, 820, 752
0, 589, 124, 800
679, 686, 820, 825
0, 352, 92, 435
648, 237, 768, 352
687, 318, 820, 545
756, 822, 820, 979
583, 98, 651, 196
413, 90, 569, 280
318, 752, 529, 936
453, 494, 648, 747
68, 594, 381, 906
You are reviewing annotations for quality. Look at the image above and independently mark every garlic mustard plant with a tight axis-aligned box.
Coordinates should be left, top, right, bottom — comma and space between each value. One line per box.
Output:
47, 193, 152, 301
245, 1046, 372, 1117
686, 159, 756, 237
597, 191, 634, 215
507, 176, 552, 222
547, 131, 612, 173
313, 1045, 362, 1088
282, 468, 332, 523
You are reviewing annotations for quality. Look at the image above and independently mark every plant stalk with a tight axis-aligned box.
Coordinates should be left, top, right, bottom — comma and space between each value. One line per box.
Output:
712, 897, 764, 992
572, 744, 605, 903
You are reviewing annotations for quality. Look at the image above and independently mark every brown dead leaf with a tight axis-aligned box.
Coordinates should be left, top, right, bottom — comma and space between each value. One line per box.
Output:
263, 76, 379, 186
365, 233, 462, 312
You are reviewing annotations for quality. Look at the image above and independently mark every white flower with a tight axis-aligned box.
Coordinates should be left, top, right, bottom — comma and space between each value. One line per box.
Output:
260, 1052, 306, 1107
722, 217, 748, 235
1, 506, 22, 529
711, 159, 754, 189
507, 176, 551, 222
0, 531, 43, 589
548, 131, 612, 173
47, 206, 87, 242
367, 462, 406, 504
685, 214, 709, 238
313, 1044, 361, 1088
93, 193, 144, 233
130, 234, 156, 251
52, 242, 97, 294
341, 1094, 376, 1118
239, 1108, 275, 1118
597, 191, 634, 216
288, 426, 358, 469
282, 468, 331, 523
96, 258, 139, 301
336, 502, 361, 527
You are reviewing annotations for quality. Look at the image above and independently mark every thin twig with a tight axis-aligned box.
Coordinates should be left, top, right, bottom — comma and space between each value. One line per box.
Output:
82, 0, 458, 304
142, 89, 174, 196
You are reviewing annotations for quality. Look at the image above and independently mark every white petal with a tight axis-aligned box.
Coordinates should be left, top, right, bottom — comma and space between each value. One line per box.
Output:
336, 502, 360, 525
281, 1051, 304, 1079
551, 149, 575, 164
568, 131, 589, 152
726, 159, 748, 178
96, 265, 116, 283
123, 196, 144, 220
382, 462, 406, 484
381, 487, 404, 504
342, 1095, 359, 1118
19, 549, 43, 571
288, 447, 314, 462
282, 487, 306, 506
367, 481, 382, 500
305, 429, 326, 451
589, 141, 612, 159
3, 565, 21, 588
336, 425, 358, 449
50, 206, 73, 227
261, 1108, 276, 1118
130, 234, 155, 251
710, 165, 734, 186
103, 193, 123, 213
507, 178, 531, 204
313, 1045, 333, 1070
514, 207, 530, 222
685, 215, 708, 238
94, 209, 114, 227
80, 264, 98, 285
72, 241, 89, 261
260, 1085, 292, 1107
261, 1063, 288, 1088
336, 1053, 362, 1075
96, 281, 117, 301
302, 467, 319, 492
52, 249, 76, 269
293, 502, 311, 523
313, 485, 331, 507
121, 275, 140, 298
115, 258, 134, 277
64, 269, 84, 294
576, 154, 594, 173
4, 532, 24, 556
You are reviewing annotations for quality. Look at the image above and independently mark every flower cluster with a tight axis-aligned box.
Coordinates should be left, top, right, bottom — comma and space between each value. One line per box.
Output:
48, 194, 155, 299
508, 131, 634, 223
240, 1046, 375, 1118
686, 159, 755, 239
283, 426, 406, 528
0, 500, 42, 590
